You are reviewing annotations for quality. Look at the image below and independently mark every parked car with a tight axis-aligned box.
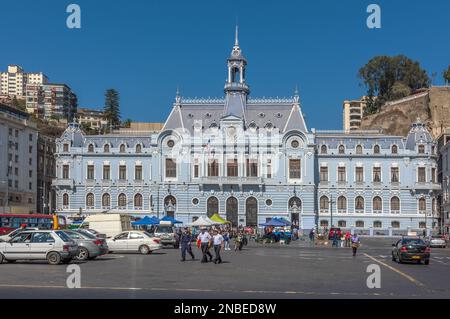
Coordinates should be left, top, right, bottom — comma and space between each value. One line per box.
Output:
0, 230, 78, 265
426, 235, 446, 248
106, 231, 161, 254
392, 237, 430, 264
77, 228, 106, 239
62, 230, 108, 260
328, 227, 342, 240
152, 223, 179, 248
0, 227, 39, 242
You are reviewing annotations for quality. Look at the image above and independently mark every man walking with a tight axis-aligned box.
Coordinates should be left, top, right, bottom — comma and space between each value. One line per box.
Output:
212, 229, 224, 264
351, 233, 361, 257
180, 228, 195, 262
199, 228, 213, 263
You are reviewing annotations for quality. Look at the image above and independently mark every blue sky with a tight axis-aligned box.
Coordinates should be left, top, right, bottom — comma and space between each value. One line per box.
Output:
1, 0, 449, 130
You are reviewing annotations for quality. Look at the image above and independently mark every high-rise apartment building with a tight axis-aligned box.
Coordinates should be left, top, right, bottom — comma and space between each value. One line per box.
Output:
342, 97, 367, 131
0, 65, 48, 98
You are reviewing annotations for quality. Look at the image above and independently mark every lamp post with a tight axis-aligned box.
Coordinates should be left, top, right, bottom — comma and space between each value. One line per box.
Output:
330, 194, 335, 227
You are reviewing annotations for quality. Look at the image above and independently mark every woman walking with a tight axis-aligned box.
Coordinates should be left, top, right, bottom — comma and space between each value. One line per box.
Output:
351, 233, 361, 257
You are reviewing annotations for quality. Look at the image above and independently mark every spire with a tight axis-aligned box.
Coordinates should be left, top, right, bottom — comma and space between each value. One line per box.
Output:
175, 86, 181, 105
235, 24, 239, 47
294, 85, 300, 104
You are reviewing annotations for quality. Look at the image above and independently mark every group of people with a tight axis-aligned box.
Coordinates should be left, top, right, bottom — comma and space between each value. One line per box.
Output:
309, 228, 361, 256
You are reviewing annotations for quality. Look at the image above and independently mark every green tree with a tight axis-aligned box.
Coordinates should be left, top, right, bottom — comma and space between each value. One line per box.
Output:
358, 55, 430, 114
121, 118, 132, 128
444, 67, 450, 85
103, 89, 121, 131
11, 96, 26, 111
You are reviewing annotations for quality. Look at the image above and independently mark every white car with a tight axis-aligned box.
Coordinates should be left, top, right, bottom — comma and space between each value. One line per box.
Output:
0, 227, 39, 242
107, 231, 161, 254
427, 236, 447, 248
0, 230, 78, 265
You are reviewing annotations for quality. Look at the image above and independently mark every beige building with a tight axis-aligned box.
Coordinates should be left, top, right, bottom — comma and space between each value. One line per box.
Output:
77, 108, 108, 130
0, 65, 48, 98
342, 97, 367, 131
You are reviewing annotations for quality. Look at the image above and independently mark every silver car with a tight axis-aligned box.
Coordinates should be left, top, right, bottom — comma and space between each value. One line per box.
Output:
0, 230, 78, 265
427, 236, 447, 248
0, 227, 39, 242
62, 230, 109, 260
107, 231, 161, 254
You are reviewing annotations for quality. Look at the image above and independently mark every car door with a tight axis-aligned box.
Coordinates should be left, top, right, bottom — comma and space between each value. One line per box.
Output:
4, 232, 32, 259
127, 232, 145, 251
29, 232, 56, 259
109, 232, 129, 251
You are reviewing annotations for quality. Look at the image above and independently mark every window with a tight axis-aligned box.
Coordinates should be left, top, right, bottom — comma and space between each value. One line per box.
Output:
419, 222, 426, 229
119, 144, 126, 153
291, 140, 299, 148
356, 145, 363, 154
338, 166, 346, 182
135, 165, 142, 180
118, 193, 127, 209
418, 167, 426, 183
63, 194, 69, 207
320, 166, 328, 182
418, 198, 426, 212
86, 193, 94, 208
431, 145, 435, 155
338, 145, 345, 154
246, 159, 258, 177
390, 196, 400, 213
320, 196, 329, 212
356, 220, 364, 228
192, 198, 199, 205
63, 143, 69, 152
62, 165, 69, 179
373, 196, 382, 213
130, 232, 144, 239
135, 144, 142, 153
355, 167, 364, 182
134, 194, 143, 209
193, 160, 199, 178
391, 167, 399, 183
29, 146, 32, 154
338, 220, 346, 227
102, 193, 111, 208
431, 168, 436, 183
165, 159, 177, 178
289, 159, 301, 179
373, 221, 382, 228
418, 145, 425, 154
103, 165, 110, 180
391, 221, 400, 228
227, 159, 238, 177
374, 145, 380, 154
337, 196, 347, 213
432, 198, 436, 213
265, 199, 273, 206
320, 220, 329, 227
167, 140, 175, 148
320, 145, 327, 154
266, 159, 272, 178
373, 167, 381, 182
87, 165, 95, 180
355, 196, 364, 212
208, 160, 219, 177
119, 165, 127, 180
88, 144, 94, 153
103, 144, 110, 153
391, 145, 398, 154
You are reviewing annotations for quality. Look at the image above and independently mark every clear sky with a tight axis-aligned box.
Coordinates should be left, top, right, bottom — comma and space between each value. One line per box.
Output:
1, 0, 449, 130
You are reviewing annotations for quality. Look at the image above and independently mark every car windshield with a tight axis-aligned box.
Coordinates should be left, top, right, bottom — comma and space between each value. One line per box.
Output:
155, 226, 173, 233
55, 230, 74, 242
77, 230, 97, 239
403, 239, 426, 245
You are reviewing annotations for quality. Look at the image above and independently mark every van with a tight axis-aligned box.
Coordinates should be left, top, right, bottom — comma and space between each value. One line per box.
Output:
79, 214, 132, 238
152, 221, 179, 248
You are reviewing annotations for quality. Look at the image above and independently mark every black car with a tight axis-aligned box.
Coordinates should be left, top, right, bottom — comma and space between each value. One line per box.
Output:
392, 237, 430, 265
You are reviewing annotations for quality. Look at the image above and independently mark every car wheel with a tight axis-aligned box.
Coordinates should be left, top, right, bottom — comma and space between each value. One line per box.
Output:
424, 259, 430, 265
47, 252, 62, 265
76, 247, 89, 261
139, 245, 150, 255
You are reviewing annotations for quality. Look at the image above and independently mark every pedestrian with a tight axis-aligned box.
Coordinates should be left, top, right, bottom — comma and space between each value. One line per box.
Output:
235, 232, 243, 251
345, 231, 351, 247
180, 228, 195, 262
309, 228, 315, 245
332, 230, 338, 247
212, 229, 224, 264
198, 228, 213, 263
223, 231, 231, 250
351, 233, 361, 257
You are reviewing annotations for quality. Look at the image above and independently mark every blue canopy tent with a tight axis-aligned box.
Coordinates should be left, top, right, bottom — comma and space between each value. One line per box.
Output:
273, 217, 292, 226
260, 219, 287, 227
161, 216, 182, 224
132, 216, 160, 226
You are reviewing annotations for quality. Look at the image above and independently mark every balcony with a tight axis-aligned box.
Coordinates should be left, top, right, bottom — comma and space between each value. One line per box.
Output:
52, 178, 73, 187
200, 176, 263, 185
414, 182, 441, 191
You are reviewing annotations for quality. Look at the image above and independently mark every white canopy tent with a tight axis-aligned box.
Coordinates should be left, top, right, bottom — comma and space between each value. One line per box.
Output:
189, 216, 221, 227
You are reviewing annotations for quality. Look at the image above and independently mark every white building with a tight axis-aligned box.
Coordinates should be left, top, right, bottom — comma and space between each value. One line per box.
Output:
0, 65, 48, 98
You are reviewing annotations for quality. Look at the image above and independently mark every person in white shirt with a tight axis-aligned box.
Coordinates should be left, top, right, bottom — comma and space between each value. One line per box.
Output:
212, 229, 224, 264
199, 228, 213, 263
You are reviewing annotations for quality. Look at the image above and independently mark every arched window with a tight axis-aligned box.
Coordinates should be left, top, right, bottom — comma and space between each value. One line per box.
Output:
102, 193, 110, 208
356, 145, 363, 154
355, 196, 365, 212
320, 196, 329, 212
86, 193, 94, 208
103, 144, 110, 153
391, 145, 398, 154
63, 193, 69, 207
373, 221, 382, 228
418, 198, 426, 212
88, 144, 94, 153
320, 220, 329, 227
338, 220, 347, 228
118, 193, 127, 209
226, 197, 238, 227
390, 196, 400, 213
120, 144, 126, 153
419, 221, 426, 229
373, 196, 382, 213
320, 145, 327, 154
245, 197, 258, 227
355, 220, 364, 228
135, 144, 142, 153
207, 196, 219, 218
337, 196, 347, 213
391, 221, 400, 228
374, 145, 380, 154
134, 193, 143, 209
338, 145, 345, 154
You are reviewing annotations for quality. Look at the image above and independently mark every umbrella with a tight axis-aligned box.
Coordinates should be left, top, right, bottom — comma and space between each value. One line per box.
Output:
210, 213, 231, 224
161, 216, 182, 224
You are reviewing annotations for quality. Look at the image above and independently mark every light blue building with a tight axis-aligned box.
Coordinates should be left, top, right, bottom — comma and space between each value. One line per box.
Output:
53, 31, 440, 234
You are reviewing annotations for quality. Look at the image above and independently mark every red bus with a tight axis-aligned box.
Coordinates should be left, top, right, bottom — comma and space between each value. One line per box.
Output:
0, 214, 67, 235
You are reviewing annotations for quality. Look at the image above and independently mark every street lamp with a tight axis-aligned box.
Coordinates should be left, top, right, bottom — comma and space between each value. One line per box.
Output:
330, 194, 336, 227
